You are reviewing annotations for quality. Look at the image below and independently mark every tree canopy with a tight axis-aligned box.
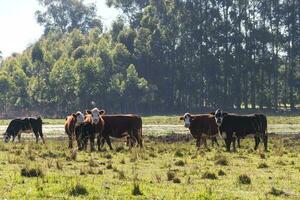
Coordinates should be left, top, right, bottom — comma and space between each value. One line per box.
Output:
0, 0, 299, 117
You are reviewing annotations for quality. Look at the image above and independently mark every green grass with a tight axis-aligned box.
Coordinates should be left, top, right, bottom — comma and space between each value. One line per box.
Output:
0, 134, 299, 199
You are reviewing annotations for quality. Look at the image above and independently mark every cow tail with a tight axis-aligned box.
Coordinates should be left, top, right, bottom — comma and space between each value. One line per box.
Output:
139, 121, 143, 148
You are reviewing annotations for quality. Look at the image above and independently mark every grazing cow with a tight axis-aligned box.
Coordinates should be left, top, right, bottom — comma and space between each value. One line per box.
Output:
180, 113, 219, 149
64, 111, 84, 148
3, 117, 44, 143
213, 109, 268, 151
85, 108, 105, 151
98, 114, 143, 150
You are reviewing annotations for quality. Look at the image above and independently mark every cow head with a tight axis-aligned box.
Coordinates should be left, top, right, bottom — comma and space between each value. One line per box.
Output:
73, 111, 84, 125
180, 113, 193, 128
3, 132, 11, 143
214, 109, 224, 127
86, 108, 105, 124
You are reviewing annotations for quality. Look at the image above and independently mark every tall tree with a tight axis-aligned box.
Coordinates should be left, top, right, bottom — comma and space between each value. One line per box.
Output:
36, 0, 102, 34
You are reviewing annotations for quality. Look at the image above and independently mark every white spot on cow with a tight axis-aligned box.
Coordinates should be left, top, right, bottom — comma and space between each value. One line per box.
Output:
91, 107, 101, 124
183, 113, 191, 128
215, 109, 223, 127
3, 133, 10, 143
75, 111, 84, 125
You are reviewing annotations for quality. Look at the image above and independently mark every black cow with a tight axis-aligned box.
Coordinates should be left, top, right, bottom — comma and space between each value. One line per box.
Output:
3, 117, 45, 143
213, 109, 268, 151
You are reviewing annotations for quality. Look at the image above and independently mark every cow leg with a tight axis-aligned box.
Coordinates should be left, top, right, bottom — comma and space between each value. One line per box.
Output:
68, 134, 73, 148
104, 135, 113, 150
232, 136, 237, 152
254, 136, 260, 150
263, 133, 268, 151
39, 129, 45, 144
196, 137, 202, 150
225, 132, 233, 152
237, 137, 241, 148
97, 135, 101, 151
203, 136, 209, 150
98, 136, 106, 150
17, 134, 21, 142
34, 131, 39, 143
138, 128, 143, 148
90, 134, 95, 152
133, 129, 143, 148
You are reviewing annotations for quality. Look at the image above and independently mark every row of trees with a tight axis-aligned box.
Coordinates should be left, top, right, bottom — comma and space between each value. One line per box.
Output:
0, 0, 299, 117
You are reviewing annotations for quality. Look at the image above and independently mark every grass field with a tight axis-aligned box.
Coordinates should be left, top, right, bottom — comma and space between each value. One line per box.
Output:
0, 115, 299, 199
0, 134, 299, 199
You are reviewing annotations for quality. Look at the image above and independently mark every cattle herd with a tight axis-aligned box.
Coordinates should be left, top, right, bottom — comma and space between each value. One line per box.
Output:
2, 108, 268, 152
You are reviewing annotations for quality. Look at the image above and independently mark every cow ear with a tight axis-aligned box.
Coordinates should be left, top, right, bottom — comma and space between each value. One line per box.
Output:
179, 116, 184, 120
210, 112, 215, 115
72, 113, 76, 118
100, 110, 105, 115
86, 110, 92, 114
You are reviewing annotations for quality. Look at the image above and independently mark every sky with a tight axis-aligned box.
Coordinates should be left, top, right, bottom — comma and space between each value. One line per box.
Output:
0, 0, 120, 58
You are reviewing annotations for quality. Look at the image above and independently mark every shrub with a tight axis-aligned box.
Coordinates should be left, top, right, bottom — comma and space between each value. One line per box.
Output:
215, 157, 229, 166
104, 153, 112, 159
88, 159, 98, 167
155, 174, 162, 183
167, 170, 176, 181
118, 170, 126, 180
56, 160, 63, 170
258, 163, 269, 169
120, 158, 126, 164
21, 166, 44, 177
132, 183, 143, 196
69, 184, 88, 196
218, 170, 226, 176
202, 172, 217, 180
174, 160, 185, 166
115, 146, 124, 152
174, 150, 184, 157
173, 177, 181, 183
106, 162, 113, 169
149, 152, 157, 158
238, 174, 251, 184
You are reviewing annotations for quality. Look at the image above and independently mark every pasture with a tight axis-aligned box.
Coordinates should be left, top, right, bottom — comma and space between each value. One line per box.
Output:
0, 116, 299, 199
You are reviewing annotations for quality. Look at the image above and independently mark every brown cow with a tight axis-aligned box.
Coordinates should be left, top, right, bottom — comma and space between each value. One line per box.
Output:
85, 108, 105, 151
180, 113, 219, 149
98, 114, 143, 150
65, 111, 84, 148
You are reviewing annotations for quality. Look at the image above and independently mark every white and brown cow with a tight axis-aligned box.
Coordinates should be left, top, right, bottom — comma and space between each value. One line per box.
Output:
64, 111, 84, 148
180, 113, 219, 149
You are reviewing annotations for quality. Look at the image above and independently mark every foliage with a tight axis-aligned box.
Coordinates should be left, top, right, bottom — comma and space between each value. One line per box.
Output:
0, 0, 299, 116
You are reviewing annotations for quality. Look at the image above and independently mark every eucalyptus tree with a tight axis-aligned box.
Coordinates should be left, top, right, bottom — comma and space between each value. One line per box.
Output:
36, 0, 102, 34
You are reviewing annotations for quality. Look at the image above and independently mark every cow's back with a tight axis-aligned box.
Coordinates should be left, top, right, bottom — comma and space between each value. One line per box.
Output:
189, 115, 218, 135
221, 114, 260, 133
102, 115, 141, 129
6, 119, 24, 134
101, 115, 142, 137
